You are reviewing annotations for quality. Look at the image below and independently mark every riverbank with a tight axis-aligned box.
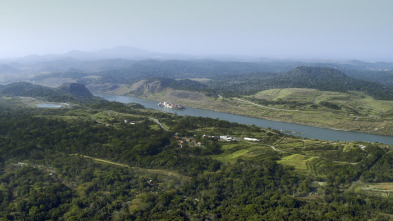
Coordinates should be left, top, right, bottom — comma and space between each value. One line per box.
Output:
96, 93, 393, 145
131, 89, 393, 137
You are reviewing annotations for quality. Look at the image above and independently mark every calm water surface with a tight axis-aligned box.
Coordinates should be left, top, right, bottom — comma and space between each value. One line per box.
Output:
96, 93, 393, 145
36, 103, 63, 108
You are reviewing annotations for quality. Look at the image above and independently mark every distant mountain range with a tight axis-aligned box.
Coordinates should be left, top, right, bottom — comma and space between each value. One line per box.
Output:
1, 46, 393, 90
61, 46, 170, 61
1, 46, 392, 67
0, 46, 202, 64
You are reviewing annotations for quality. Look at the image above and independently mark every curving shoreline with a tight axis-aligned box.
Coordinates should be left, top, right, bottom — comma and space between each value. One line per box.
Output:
96, 93, 393, 145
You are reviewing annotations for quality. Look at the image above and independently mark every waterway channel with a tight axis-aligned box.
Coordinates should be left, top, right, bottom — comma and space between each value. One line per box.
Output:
96, 93, 393, 145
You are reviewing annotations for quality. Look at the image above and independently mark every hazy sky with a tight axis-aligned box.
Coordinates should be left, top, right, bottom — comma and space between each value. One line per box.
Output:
1, 0, 393, 61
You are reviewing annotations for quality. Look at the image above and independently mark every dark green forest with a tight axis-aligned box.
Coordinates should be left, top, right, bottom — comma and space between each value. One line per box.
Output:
1, 96, 393, 220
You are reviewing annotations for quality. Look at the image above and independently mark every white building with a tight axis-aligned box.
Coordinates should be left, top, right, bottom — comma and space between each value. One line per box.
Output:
220, 135, 235, 141
244, 137, 260, 141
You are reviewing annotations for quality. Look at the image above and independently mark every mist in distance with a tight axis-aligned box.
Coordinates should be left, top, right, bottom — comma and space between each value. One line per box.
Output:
0, 0, 393, 62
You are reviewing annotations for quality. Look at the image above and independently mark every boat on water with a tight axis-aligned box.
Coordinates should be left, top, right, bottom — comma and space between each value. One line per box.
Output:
158, 101, 185, 110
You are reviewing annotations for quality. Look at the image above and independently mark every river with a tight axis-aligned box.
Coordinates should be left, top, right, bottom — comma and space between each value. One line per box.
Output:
96, 93, 393, 145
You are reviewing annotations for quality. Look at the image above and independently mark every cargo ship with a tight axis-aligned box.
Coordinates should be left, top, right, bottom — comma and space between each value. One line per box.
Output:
158, 101, 185, 110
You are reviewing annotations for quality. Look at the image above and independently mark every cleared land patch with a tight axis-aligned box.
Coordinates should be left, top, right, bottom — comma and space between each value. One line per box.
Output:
212, 143, 272, 163
278, 154, 319, 174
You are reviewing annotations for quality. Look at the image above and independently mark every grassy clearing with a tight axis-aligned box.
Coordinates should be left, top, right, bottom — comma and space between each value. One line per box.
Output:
254, 88, 322, 103
91, 111, 116, 121
149, 124, 161, 131
275, 139, 305, 149
248, 89, 393, 136
220, 143, 244, 151
278, 154, 320, 174
212, 148, 252, 163
211, 142, 271, 163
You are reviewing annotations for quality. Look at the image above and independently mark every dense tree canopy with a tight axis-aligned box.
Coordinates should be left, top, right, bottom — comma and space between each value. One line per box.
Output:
0, 97, 393, 220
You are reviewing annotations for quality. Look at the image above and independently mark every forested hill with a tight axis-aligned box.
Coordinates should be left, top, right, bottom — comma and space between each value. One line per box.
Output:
57, 83, 93, 98
144, 77, 208, 92
276, 66, 393, 100
0, 82, 55, 97
285, 66, 351, 83
0, 82, 94, 102
211, 66, 393, 100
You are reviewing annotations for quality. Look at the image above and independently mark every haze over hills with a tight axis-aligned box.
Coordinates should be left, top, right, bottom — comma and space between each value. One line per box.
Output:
104, 66, 392, 101
0, 46, 393, 89
1, 47, 393, 108
0, 46, 205, 64
0, 64, 20, 74
1, 46, 393, 67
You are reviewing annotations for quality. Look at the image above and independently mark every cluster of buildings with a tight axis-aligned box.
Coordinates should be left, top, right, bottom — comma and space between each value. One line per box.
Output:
174, 133, 261, 148
219, 135, 236, 141
174, 135, 203, 148
203, 134, 261, 142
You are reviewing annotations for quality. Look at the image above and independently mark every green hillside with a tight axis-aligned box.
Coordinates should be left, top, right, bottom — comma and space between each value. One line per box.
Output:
209, 66, 393, 100
131, 86, 393, 136
1, 96, 393, 220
